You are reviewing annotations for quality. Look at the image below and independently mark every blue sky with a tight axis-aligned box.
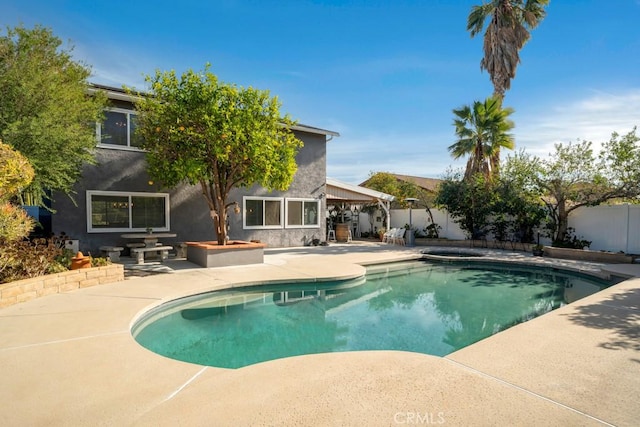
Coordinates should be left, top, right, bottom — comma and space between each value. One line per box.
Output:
4, 0, 640, 184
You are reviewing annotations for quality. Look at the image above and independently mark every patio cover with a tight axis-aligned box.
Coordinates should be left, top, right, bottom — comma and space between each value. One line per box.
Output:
325, 178, 395, 227
326, 178, 395, 204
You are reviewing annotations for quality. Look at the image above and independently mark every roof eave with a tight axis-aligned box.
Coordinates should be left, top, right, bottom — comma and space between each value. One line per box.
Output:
288, 124, 340, 138
326, 177, 395, 202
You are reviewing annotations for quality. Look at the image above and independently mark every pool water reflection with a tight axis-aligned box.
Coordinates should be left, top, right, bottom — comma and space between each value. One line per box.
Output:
132, 261, 620, 369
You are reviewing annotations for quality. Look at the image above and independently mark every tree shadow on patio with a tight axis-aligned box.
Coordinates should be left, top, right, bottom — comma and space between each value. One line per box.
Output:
564, 287, 640, 353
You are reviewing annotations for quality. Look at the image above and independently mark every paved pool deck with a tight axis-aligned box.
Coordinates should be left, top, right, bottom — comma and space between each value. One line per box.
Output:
1, 242, 638, 426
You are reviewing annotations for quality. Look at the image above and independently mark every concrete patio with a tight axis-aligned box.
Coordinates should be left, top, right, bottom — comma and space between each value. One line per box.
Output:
0, 242, 638, 426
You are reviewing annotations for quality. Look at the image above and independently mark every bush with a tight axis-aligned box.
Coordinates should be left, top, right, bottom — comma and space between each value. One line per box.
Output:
423, 223, 441, 238
0, 238, 64, 283
0, 238, 69, 283
0, 203, 35, 242
552, 228, 591, 249
91, 256, 111, 267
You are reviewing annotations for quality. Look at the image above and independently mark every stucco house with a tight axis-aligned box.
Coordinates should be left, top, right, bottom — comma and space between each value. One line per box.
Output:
50, 84, 339, 255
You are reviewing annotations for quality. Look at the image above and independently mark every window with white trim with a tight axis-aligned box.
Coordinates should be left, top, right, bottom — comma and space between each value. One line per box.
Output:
87, 191, 169, 232
96, 108, 143, 149
286, 198, 320, 228
243, 197, 284, 229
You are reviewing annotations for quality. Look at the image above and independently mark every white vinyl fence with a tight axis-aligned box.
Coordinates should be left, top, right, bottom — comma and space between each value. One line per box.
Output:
359, 204, 640, 254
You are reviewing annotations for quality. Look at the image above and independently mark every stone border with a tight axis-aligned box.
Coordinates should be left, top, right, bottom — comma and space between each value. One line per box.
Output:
416, 238, 534, 251
543, 246, 634, 263
0, 264, 125, 309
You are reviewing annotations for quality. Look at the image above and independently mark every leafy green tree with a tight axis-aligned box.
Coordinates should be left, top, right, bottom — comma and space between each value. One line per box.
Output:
133, 65, 302, 245
363, 172, 420, 208
495, 151, 546, 242
0, 25, 107, 206
467, 0, 549, 99
534, 128, 640, 244
435, 171, 496, 238
449, 97, 515, 180
363, 171, 439, 235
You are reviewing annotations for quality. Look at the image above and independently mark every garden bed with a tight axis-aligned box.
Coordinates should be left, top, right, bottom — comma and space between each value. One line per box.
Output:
542, 246, 634, 263
0, 264, 125, 309
415, 238, 534, 251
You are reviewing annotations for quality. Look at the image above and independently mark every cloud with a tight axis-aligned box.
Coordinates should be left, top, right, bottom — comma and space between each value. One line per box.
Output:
327, 129, 464, 184
514, 89, 640, 157
73, 41, 153, 89
328, 88, 640, 184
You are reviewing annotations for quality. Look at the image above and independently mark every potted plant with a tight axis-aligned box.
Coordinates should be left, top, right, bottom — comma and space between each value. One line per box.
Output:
532, 244, 544, 256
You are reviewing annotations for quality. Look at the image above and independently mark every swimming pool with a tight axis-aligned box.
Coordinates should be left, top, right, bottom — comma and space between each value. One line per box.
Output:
132, 260, 620, 369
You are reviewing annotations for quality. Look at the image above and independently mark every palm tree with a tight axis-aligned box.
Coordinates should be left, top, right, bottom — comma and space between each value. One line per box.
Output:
467, 0, 549, 99
449, 96, 515, 180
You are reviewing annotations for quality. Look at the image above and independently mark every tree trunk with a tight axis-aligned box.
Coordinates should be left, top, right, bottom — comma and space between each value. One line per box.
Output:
201, 180, 228, 245
555, 199, 568, 243
214, 191, 228, 245
425, 205, 438, 238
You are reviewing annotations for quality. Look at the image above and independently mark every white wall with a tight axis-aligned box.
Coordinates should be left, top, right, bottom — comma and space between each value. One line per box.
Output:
360, 204, 640, 253
389, 208, 466, 240
570, 205, 640, 253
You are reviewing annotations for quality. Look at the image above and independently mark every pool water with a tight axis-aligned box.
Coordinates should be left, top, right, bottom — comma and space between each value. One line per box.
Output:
132, 261, 619, 369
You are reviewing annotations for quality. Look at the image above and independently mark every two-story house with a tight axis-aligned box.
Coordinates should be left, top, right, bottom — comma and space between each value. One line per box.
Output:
50, 84, 339, 255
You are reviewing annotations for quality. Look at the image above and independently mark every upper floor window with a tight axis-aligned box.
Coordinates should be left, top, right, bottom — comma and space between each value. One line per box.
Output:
286, 199, 320, 228
87, 191, 169, 233
97, 108, 143, 149
243, 197, 284, 229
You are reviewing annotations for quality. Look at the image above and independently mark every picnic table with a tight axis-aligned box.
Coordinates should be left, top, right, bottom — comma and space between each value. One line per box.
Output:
120, 232, 177, 248
120, 232, 178, 264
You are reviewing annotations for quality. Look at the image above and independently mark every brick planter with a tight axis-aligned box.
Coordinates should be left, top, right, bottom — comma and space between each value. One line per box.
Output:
0, 264, 125, 309
186, 240, 266, 268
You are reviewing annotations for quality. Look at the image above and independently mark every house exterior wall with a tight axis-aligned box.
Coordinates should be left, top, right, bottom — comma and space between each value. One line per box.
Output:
226, 130, 327, 247
51, 129, 327, 255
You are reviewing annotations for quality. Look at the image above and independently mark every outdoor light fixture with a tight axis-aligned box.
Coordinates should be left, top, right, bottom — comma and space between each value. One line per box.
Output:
404, 198, 419, 247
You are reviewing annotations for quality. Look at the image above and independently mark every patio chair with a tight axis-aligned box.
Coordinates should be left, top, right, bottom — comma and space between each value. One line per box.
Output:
382, 228, 397, 244
327, 227, 336, 242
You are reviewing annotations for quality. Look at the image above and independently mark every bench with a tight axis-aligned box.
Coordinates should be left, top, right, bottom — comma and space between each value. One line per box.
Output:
130, 246, 173, 265
174, 242, 188, 259
99, 246, 124, 261
126, 242, 146, 249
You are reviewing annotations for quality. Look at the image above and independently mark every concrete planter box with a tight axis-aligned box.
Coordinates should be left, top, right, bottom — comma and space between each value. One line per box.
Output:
186, 240, 266, 268
543, 246, 634, 263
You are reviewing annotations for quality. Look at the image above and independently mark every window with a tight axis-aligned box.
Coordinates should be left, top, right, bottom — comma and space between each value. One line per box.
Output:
243, 197, 283, 229
87, 191, 169, 232
97, 108, 143, 149
286, 199, 320, 228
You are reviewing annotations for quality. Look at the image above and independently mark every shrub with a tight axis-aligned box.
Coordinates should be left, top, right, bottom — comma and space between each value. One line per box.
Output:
552, 227, 591, 249
90, 256, 111, 267
0, 238, 63, 283
0, 203, 35, 241
423, 223, 441, 238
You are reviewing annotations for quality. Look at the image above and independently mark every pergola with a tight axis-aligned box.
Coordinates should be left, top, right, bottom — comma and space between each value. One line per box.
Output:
325, 178, 395, 236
